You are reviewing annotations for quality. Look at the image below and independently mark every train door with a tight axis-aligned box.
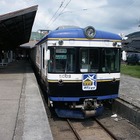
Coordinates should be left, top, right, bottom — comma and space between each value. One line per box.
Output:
41, 43, 47, 78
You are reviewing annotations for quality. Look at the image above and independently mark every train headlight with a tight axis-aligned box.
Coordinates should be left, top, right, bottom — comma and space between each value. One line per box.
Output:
113, 42, 117, 47
84, 26, 96, 39
58, 40, 63, 45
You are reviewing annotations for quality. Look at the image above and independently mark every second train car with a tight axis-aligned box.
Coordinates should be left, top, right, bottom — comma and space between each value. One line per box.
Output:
31, 26, 122, 119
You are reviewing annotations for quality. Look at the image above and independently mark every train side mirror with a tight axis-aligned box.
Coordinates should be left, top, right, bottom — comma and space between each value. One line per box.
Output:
45, 49, 50, 60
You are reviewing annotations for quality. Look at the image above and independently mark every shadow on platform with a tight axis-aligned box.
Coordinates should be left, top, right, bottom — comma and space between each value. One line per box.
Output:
0, 60, 33, 74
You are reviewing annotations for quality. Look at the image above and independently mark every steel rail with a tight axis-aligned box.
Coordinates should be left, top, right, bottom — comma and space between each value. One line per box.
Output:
67, 119, 82, 140
94, 118, 118, 140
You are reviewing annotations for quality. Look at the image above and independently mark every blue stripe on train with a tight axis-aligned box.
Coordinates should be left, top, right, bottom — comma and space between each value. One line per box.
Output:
49, 94, 118, 102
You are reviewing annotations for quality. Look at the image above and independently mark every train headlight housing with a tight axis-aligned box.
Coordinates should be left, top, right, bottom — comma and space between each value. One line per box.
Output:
84, 26, 96, 39
113, 42, 117, 47
58, 40, 63, 45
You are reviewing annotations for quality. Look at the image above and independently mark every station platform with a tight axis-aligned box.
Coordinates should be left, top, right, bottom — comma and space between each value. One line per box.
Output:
119, 74, 140, 108
0, 60, 53, 140
113, 74, 140, 129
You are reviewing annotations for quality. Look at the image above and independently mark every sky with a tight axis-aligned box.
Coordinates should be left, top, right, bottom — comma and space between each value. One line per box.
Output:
0, 0, 140, 36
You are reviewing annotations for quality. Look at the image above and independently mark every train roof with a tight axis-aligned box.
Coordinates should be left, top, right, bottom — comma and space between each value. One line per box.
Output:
36, 26, 122, 45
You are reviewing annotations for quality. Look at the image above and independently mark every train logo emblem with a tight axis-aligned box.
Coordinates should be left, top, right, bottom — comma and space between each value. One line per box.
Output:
82, 74, 97, 91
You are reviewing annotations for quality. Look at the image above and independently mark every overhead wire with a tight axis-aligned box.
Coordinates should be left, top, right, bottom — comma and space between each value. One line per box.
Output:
47, 0, 66, 27
47, 0, 72, 28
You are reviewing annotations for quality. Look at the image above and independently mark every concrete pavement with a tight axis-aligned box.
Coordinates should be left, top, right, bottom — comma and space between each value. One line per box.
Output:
0, 60, 53, 140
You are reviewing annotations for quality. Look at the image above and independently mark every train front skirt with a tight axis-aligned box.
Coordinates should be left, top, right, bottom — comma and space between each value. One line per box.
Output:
55, 106, 104, 119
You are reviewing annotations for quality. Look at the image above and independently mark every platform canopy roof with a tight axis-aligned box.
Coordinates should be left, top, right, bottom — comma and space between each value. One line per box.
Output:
0, 5, 38, 50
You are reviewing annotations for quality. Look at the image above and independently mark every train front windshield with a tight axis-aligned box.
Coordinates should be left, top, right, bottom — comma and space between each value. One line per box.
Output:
48, 47, 120, 73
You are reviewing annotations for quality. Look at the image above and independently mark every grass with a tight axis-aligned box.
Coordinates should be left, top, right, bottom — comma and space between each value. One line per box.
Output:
121, 64, 140, 78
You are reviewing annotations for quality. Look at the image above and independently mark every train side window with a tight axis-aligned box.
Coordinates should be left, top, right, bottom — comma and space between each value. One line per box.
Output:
48, 48, 55, 72
43, 48, 45, 69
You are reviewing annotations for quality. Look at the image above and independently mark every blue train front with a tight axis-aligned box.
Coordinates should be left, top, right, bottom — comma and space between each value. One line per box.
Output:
33, 26, 122, 119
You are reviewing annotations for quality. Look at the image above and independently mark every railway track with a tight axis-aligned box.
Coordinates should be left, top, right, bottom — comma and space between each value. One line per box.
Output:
66, 118, 118, 140
94, 118, 118, 140
67, 119, 81, 140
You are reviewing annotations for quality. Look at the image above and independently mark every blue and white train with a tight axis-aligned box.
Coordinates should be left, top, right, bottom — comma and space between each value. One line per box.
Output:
31, 26, 122, 119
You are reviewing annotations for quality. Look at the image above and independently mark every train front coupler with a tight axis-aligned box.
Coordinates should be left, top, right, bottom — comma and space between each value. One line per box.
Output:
82, 99, 104, 118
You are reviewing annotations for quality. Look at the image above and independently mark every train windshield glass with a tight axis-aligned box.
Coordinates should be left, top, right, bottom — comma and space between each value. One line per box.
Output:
80, 48, 99, 72
79, 48, 120, 73
48, 47, 120, 73
48, 48, 76, 73
101, 48, 120, 73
